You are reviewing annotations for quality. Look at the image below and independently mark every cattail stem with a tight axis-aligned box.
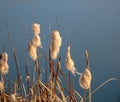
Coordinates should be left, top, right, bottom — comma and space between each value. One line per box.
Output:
37, 49, 41, 81
45, 58, 48, 83
54, 57, 61, 93
33, 60, 37, 83
36, 51, 42, 95
13, 82, 16, 95
68, 71, 71, 101
85, 78, 117, 101
83, 90, 86, 102
6, 26, 21, 94
75, 71, 82, 76
49, 49, 54, 81
24, 56, 30, 95
85, 49, 91, 102
8, 73, 12, 102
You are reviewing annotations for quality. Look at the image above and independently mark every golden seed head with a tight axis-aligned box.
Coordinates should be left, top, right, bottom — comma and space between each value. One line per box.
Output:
79, 68, 92, 89
50, 30, 62, 60
32, 35, 42, 48
28, 41, 37, 60
65, 45, 76, 75
32, 23, 40, 35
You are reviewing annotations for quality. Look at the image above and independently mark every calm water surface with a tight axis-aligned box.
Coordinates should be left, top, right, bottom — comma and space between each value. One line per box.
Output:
0, 0, 120, 102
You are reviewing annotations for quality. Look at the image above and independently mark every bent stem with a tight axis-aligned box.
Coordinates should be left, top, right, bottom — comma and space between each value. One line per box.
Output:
92, 78, 116, 95
86, 77, 117, 101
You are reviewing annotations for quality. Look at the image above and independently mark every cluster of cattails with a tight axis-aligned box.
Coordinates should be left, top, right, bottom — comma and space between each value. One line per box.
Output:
28, 23, 42, 60
65, 46, 92, 89
65, 45, 76, 75
50, 30, 62, 60
1, 19, 116, 102
0, 52, 9, 75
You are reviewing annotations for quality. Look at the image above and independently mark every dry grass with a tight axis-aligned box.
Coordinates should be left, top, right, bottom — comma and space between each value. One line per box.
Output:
0, 24, 117, 102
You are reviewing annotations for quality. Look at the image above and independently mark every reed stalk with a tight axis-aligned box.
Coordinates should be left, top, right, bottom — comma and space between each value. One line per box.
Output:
0, 18, 116, 102
6, 26, 21, 90
68, 71, 71, 101
24, 55, 30, 95
85, 49, 91, 102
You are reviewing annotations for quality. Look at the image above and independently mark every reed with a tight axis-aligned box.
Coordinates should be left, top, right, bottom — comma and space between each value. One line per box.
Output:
0, 22, 117, 102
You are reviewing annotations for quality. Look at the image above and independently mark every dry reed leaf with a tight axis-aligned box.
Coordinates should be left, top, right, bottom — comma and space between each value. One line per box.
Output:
74, 90, 83, 102
14, 82, 17, 95
30, 87, 34, 96
0, 82, 4, 91
10, 94, 16, 102
39, 80, 62, 102
56, 80, 67, 102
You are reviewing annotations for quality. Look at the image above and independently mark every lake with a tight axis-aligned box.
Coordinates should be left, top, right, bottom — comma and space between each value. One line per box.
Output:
0, 0, 120, 102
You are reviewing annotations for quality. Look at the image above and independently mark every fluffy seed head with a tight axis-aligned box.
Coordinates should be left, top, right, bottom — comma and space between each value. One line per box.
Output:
28, 41, 37, 61
65, 45, 76, 75
50, 30, 62, 60
0, 59, 9, 75
52, 30, 62, 47
50, 49, 58, 60
0, 52, 8, 62
32, 35, 42, 47
32, 23, 40, 35
79, 68, 92, 89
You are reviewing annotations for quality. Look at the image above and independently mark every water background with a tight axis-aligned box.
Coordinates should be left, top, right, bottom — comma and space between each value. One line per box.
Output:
0, 0, 120, 102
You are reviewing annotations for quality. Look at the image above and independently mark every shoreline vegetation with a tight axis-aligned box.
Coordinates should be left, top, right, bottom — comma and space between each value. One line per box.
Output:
0, 22, 117, 102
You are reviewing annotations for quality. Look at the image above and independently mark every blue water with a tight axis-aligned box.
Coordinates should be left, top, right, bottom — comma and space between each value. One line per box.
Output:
0, 0, 120, 102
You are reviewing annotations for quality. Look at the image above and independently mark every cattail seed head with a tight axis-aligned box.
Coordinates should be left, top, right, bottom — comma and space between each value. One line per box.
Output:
65, 45, 76, 75
52, 30, 62, 47
85, 49, 88, 61
0, 52, 9, 75
28, 23, 42, 61
50, 30, 62, 60
28, 41, 37, 61
79, 68, 92, 89
0, 52, 8, 62
0, 62, 9, 75
32, 35, 42, 48
50, 49, 58, 60
32, 23, 40, 35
